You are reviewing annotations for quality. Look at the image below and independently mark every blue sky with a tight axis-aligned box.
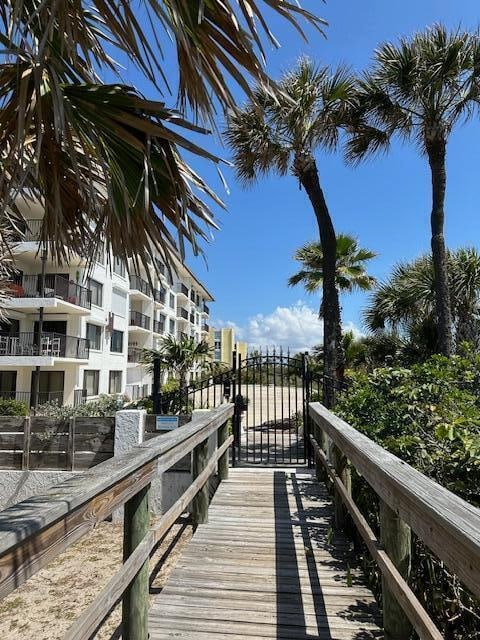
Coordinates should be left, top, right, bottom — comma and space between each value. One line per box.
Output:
133, 1, 480, 349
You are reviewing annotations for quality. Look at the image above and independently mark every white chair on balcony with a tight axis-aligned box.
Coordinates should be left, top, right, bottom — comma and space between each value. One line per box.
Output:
51, 337, 61, 357
41, 336, 51, 355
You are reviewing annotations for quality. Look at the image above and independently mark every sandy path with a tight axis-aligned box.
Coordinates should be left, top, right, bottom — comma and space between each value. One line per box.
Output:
0, 519, 192, 639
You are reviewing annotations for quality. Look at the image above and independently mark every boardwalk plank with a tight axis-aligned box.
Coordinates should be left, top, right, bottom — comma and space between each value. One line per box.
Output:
149, 469, 383, 639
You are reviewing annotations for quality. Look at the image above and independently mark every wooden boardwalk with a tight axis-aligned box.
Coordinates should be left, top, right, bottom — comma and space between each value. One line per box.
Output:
149, 468, 383, 639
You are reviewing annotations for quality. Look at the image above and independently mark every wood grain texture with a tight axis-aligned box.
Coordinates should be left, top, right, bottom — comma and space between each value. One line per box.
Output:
309, 402, 480, 599
149, 468, 382, 640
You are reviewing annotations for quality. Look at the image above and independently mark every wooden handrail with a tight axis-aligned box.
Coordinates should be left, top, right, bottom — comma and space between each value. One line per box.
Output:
309, 401, 480, 639
0, 403, 234, 601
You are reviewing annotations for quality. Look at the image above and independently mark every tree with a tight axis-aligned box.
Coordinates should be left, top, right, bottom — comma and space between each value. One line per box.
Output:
0, 2, 323, 272
289, 233, 376, 378
142, 335, 212, 389
364, 248, 480, 355
226, 59, 357, 407
348, 24, 480, 356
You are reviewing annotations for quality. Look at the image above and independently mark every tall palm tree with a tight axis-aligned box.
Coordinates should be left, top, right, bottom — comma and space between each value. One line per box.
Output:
142, 335, 212, 389
365, 248, 480, 352
289, 234, 376, 378
348, 24, 480, 356
0, 2, 323, 273
226, 59, 357, 407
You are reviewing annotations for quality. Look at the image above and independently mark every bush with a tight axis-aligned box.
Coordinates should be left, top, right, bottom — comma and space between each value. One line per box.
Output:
0, 398, 29, 416
336, 353, 480, 638
37, 394, 126, 418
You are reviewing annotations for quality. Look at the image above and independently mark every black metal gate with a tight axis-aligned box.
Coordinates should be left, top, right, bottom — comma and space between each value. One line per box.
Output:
154, 348, 323, 466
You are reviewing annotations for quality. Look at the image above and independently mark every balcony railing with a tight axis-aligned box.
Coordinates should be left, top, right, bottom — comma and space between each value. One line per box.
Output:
153, 288, 166, 304
127, 346, 143, 363
129, 275, 150, 296
176, 283, 189, 297
0, 333, 89, 359
203, 303, 210, 314
21, 219, 42, 242
129, 310, 151, 330
153, 320, 165, 335
9, 274, 91, 310
202, 323, 210, 332
177, 307, 189, 320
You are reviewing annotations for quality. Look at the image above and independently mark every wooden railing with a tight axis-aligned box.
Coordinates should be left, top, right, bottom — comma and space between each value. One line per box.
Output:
0, 403, 234, 639
309, 402, 480, 640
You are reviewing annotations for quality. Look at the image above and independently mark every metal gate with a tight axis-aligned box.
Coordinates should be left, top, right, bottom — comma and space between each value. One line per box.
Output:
154, 348, 324, 466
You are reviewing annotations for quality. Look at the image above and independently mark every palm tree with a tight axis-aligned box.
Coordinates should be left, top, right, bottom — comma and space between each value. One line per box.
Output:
348, 24, 480, 356
289, 233, 376, 378
365, 248, 480, 353
226, 59, 357, 407
142, 335, 212, 389
0, 2, 323, 272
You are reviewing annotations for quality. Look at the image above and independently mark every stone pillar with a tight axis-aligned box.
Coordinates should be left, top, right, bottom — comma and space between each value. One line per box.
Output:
113, 410, 146, 522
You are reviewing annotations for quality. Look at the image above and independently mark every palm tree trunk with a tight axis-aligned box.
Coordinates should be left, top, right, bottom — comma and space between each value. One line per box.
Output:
427, 139, 453, 356
296, 153, 340, 408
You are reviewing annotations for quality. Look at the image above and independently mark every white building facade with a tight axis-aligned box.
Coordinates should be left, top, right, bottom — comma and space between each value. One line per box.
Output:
0, 204, 213, 407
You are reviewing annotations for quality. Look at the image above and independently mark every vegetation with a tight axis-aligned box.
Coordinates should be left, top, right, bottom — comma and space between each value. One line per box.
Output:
36, 395, 126, 418
0, 398, 28, 416
349, 25, 480, 356
226, 59, 357, 407
364, 248, 480, 359
289, 234, 376, 374
0, 1, 322, 271
336, 354, 480, 637
142, 335, 212, 389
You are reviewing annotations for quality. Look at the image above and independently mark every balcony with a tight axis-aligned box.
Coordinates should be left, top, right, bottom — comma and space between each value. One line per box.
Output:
202, 323, 210, 333
203, 303, 210, 315
127, 346, 143, 363
175, 283, 189, 298
7, 274, 91, 314
0, 332, 90, 362
153, 288, 166, 305
153, 319, 165, 335
177, 307, 189, 321
129, 310, 151, 331
19, 219, 42, 242
189, 313, 195, 324
130, 275, 151, 298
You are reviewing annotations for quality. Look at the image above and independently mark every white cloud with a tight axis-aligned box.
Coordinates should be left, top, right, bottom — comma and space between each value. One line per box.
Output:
212, 302, 362, 353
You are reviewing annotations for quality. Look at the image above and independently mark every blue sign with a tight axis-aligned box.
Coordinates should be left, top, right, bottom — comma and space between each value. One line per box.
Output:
155, 415, 180, 431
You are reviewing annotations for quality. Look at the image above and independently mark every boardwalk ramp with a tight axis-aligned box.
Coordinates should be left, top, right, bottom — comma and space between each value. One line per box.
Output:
149, 468, 382, 639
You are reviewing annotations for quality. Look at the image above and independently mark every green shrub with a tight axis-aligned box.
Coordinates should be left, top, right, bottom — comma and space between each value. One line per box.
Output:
37, 394, 126, 418
0, 398, 29, 416
336, 353, 480, 638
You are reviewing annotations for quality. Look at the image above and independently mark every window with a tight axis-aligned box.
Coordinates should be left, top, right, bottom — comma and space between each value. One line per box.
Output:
110, 330, 124, 353
113, 256, 126, 277
169, 318, 175, 334
95, 241, 105, 265
83, 370, 99, 396
112, 287, 127, 317
87, 278, 103, 307
169, 293, 175, 308
86, 323, 102, 350
109, 370, 122, 394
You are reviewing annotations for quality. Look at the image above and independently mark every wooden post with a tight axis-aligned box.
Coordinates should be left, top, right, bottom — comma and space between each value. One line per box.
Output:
217, 421, 229, 481
192, 437, 209, 525
331, 443, 351, 530
21, 416, 31, 470
122, 484, 151, 640
380, 500, 412, 640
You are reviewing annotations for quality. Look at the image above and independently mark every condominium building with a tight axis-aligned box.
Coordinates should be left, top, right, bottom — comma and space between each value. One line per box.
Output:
207, 327, 248, 367
0, 203, 213, 407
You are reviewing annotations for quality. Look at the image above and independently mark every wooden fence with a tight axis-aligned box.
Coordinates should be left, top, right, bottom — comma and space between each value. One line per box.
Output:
309, 402, 480, 640
0, 416, 114, 471
0, 403, 233, 639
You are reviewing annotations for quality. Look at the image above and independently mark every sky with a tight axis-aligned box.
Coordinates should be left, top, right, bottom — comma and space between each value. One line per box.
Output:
131, 0, 480, 351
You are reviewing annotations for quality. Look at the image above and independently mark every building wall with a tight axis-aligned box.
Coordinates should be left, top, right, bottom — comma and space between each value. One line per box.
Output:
0, 210, 213, 406
208, 328, 248, 367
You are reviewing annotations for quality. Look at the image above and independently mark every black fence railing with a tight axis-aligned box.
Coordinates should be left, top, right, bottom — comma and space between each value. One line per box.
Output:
203, 303, 210, 314
153, 288, 166, 304
202, 324, 210, 332
128, 346, 143, 363
0, 333, 90, 359
73, 389, 87, 406
0, 390, 64, 406
153, 320, 165, 335
129, 275, 150, 296
129, 311, 151, 330
178, 308, 189, 320
9, 274, 91, 309
23, 219, 42, 242
189, 313, 195, 324
176, 283, 189, 296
